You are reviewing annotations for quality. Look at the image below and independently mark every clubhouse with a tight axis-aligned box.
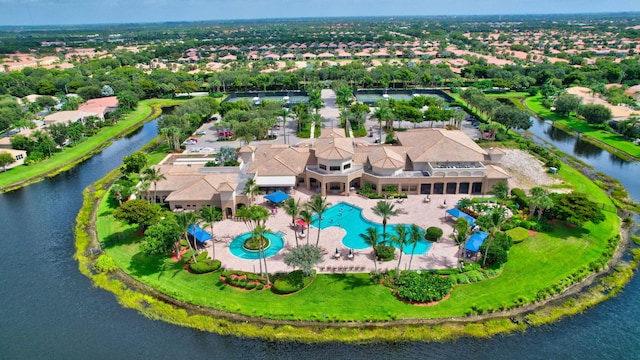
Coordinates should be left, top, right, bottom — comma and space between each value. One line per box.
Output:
150, 128, 509, 218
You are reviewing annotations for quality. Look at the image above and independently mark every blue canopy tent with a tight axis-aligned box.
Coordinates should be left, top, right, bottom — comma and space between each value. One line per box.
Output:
188, 225, 212, 243
264, 191, 291, 204
464, 231, 489, 253
445, 208, 476, 226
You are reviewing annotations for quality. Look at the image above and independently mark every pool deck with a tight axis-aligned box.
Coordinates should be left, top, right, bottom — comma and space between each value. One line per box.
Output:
200, 189, 472, 274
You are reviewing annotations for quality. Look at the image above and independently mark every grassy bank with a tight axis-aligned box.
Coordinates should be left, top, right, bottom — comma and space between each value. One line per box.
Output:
0, 98, 182, 192
524, 95, 639, 160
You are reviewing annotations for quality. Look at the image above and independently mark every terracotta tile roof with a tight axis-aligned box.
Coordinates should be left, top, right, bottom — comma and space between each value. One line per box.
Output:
165, 173, 237, 202
248, 145, 311, 176
367, 146, 405, 169
314, 136, 354, 160
485, 164, 511, 179
396, 129, 487, 163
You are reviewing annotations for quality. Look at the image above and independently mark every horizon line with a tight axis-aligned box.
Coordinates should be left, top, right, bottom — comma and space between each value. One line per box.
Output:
1, 11, 639, 29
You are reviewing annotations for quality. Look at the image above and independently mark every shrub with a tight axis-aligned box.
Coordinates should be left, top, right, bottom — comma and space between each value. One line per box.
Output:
506, 227, 529, 243
221, 270, 266, 289
375, 245, 395, 261
395, 272, 452, 302
94, 254, 118, 273
272, 270, 312, 294
425, 226, 444, 242
190, 259, 222, 274
510, 188, 529, 209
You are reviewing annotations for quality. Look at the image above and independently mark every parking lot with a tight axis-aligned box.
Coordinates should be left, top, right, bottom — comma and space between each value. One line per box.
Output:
182, 116, 311, 155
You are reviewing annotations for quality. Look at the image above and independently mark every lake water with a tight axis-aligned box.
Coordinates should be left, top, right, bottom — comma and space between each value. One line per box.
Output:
1, 118, 640, 359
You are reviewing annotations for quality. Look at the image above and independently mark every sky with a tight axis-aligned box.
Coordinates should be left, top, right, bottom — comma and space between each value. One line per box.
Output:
1, 0, 639, 26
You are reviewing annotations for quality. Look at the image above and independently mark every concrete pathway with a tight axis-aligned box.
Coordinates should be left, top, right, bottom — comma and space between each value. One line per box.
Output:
320, 89, 339, 129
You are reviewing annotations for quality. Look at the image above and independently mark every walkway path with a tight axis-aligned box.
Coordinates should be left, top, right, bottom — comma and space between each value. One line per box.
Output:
320, 89, 339, 129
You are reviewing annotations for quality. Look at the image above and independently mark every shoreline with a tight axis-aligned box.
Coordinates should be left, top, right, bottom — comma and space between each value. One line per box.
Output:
0, 99, 178, 194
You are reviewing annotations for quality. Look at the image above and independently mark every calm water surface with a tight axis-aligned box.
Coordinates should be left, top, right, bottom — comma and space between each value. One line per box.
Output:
1, 119, 639, 359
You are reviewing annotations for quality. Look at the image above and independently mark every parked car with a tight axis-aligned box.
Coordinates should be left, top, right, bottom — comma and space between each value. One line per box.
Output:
265, 134, 277, 140
218, 131, 233, 140
183, 139, 197, 145
195, 130, 206, 135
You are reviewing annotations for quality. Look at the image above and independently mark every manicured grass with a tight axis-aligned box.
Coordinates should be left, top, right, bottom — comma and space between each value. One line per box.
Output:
0, 99, 183, 191
97, 159, 619, 321
525, 95, 640, 159
486, 92, 530, 98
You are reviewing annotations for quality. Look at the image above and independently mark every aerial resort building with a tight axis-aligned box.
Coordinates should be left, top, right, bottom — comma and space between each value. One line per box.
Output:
149, 128, 510, 217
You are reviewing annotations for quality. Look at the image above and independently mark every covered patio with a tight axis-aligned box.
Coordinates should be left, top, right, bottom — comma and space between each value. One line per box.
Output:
445, 207, 476, 226
463, 230, 489, 259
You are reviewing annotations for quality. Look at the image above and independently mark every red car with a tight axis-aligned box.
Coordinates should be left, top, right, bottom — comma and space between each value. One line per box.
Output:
218, 131, 233, 140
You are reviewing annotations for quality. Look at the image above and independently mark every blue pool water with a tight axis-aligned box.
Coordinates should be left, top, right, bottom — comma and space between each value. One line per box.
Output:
229, 232, 285, 260
312, 202, 432, 255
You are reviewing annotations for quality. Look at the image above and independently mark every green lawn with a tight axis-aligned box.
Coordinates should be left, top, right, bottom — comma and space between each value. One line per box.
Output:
97, 158, 618, 321
0, 98, 183, 191
486, 92, 530, 98
525, 95, 640, 159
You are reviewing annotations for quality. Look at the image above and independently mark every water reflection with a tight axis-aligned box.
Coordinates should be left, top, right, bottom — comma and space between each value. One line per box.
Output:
544, 122, 574, 143
573, 136, 604, 159
526, 117, 640, 201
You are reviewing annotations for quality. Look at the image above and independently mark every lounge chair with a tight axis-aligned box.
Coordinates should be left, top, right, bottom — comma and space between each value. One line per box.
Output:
347, 249, 354, 260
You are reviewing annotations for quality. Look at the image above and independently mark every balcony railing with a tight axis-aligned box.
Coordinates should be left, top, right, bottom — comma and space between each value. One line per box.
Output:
306, 165, 363, 176
363, 168, 431, 178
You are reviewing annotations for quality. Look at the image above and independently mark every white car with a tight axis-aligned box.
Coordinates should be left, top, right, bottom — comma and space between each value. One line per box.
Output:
184, 139, 197, 145
195, 130, 206, 135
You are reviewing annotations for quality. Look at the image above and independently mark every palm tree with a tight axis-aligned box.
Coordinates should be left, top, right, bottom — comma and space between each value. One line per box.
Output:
139, 180, 151, 204
529, 187, 553, 221
243, 178, 260, 205
281, 198, 301, 246
489, 181, 509, 205
359, 227, 380, 274
236, 205, 271, 282
407, 224, 423, 271
143, 167, 166, 204
175, 211, 198, 263
298, 209, 314, 246
198, 206, 222, 259
535, 196, 554, 222
306, 194, 332, 248
457, 197, 473, 213
251, 224, 273, 284
476, 206, 508, 268
452, 218, 470, 271
389, 225, 409, 280
372, 102, 394, 138
371, 200, 399, 244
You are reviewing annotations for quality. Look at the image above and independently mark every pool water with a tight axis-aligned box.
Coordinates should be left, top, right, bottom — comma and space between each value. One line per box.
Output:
312, 202, 432, 255
229, 232, 285, 260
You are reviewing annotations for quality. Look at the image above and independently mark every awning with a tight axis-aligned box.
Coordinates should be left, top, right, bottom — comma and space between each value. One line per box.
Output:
264, 191, 291, 204
255, 175, 296, 187
188, 225, 212, 243
464, 231, 489, 253
446, 208, 476, 226
295, 219, 308, 227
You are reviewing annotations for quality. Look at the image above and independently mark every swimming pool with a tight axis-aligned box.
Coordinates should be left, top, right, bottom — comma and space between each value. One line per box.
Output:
312, 202, 432, 255
229, 232, 285, 260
